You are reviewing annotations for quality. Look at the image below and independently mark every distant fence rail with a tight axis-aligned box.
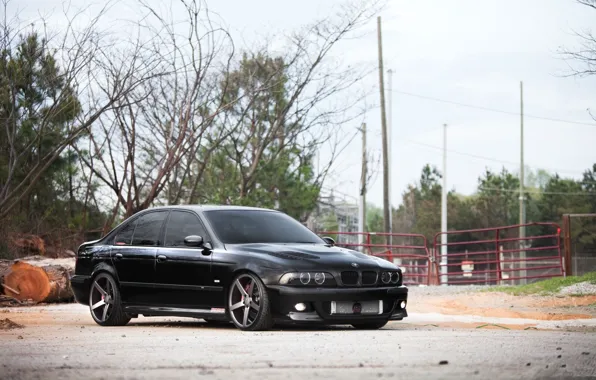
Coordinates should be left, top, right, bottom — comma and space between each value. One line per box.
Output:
316, 223, 566, 286
433, 222, 564, 285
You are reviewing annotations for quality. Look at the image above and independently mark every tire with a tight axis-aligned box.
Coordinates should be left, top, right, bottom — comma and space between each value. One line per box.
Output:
88, 272, 131, 326
227, 272, 273, 331
351, 320, 389, 330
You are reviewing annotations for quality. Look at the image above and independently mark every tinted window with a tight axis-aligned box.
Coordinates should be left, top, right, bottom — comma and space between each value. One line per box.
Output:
164, 211, 208, 247
131, 211, 167, 246
204, 210, 325, 244
114, 220, 137, 246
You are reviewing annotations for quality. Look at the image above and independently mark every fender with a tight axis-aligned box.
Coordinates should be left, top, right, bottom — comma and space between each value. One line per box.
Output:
91, 262, 119, 283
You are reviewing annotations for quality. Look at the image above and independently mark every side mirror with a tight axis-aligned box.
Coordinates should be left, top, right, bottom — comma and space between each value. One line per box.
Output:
322, 236, 335, 246
184, 235, 204, 247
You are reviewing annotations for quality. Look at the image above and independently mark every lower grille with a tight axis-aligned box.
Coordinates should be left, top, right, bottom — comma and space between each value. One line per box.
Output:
361, 271, 378, 286
341, 271, 359, 285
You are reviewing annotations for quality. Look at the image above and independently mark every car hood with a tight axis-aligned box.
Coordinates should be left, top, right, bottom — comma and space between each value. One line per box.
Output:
228, 243, 399, 271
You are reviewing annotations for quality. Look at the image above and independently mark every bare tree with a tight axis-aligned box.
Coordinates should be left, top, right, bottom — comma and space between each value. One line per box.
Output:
0, 0, 163, 220
74, 0, 243, 228
71, 0, 383, 227
559, 1, 596, 123
561, 1, 596, 77
178, 0, 383, 217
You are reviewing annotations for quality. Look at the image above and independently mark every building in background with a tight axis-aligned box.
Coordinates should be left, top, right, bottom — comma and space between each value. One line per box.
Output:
307, 191, 359, 246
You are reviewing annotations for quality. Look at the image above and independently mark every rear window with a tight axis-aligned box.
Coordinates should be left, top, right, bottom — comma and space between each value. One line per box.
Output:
114, 220, 136, 246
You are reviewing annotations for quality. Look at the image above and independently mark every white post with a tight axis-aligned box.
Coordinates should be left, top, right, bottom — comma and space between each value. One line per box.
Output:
519, 81, 527, 285
358, 123, 367, 252
358, 195, 365, 252
387, 69, 393, 229
387, 69, 394, 256
441, 123, 448, 286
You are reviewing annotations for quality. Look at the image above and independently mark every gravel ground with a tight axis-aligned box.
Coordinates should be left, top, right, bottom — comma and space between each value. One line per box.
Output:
408, 284, 493, 296
0, 301, 595, 380
559, 282, 596, 296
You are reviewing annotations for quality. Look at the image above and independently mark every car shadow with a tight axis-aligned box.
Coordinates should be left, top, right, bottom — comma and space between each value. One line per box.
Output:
127, 318, 404, 332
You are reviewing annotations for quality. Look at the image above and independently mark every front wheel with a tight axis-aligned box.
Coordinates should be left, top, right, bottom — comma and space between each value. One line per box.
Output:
227, 273, 273, 331
89, 272, 130, 326
352, 320, 389, 330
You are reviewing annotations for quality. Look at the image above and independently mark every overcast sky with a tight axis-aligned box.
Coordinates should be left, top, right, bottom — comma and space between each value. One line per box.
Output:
17, 0, 596, 208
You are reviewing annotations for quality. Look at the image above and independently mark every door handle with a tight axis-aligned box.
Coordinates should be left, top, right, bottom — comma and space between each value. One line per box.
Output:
157, 255, 167, 262
114, 253, 123, 260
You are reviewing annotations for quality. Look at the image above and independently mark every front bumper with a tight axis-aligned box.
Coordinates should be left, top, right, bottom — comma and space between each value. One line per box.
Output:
267, 285, 408, 324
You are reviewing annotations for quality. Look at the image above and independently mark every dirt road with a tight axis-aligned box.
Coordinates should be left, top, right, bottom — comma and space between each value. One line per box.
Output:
1, 289, 596, 380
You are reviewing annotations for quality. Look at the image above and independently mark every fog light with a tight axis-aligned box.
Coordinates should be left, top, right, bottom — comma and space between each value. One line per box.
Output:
295, 303, 307, 312
400, 301, 407, 309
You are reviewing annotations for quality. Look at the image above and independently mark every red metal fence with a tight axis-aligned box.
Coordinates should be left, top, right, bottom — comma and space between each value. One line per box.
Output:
317, 223, 564, 286
317, 231, 433, 286
433, 222, 564, 285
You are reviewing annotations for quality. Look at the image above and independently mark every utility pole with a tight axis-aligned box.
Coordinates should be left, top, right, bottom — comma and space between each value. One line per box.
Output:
359, 123, 367, 252
387, 68, 394, 248
441, 123, 448, 286
519, 81, 527, 284
377, 16, 391, 247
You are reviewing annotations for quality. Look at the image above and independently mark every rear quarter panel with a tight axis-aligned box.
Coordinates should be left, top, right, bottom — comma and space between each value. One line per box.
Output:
75, 243, 112, 276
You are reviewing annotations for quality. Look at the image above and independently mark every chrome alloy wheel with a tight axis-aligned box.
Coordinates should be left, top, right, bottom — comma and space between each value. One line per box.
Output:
89, 274, 116, 323
228, 274, 263, 329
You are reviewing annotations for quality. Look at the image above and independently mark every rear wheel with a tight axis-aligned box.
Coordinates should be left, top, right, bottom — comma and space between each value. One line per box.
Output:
227, 273, 273, 331
89, 272, 130, 326
351, 320, 389, 330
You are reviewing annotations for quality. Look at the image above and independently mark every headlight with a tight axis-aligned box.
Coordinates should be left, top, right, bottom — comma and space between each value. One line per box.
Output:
381, 271, 400, 285
390, 271, 400, 284
381, 271, 391, 284
299, 272, 311, 285
279, 272, 336, 286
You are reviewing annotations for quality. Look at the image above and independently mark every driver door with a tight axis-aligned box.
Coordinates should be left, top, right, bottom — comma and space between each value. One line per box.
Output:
154, 210, 218, 309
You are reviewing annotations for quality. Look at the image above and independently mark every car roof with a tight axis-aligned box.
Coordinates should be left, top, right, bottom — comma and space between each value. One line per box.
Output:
144, 204, 280, 213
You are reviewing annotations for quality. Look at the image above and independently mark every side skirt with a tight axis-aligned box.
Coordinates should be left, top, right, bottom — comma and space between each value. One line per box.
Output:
123, 305, 230, 321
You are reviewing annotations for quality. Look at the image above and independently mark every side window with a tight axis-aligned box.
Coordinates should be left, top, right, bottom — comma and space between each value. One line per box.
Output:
131, 211, 168, 246
164, 211, 208, 247
114, 220, 137, 246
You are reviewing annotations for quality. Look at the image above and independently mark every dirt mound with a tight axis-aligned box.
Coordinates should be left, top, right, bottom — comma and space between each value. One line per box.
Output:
0, 318, 24, 330
409, 287, 596, 322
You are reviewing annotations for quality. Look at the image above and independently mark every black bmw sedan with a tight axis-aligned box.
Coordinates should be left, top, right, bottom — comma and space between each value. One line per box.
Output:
70, 205, 408, 331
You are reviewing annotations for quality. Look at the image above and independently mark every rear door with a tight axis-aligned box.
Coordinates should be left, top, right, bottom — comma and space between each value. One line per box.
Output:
111, 210, 168, 305
154, 210, 220, 309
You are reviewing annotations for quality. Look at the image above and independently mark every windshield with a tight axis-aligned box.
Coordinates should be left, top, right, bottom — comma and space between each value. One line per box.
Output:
204, 209, 325, 245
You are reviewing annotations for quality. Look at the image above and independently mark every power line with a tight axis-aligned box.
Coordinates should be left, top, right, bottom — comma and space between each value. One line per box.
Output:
401, 138, 587, 176
478, 187, 596, 196
390, 89, 596, 127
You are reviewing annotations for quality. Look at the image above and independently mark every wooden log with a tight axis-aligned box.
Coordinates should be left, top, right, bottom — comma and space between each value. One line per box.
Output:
0, 256, 75, 303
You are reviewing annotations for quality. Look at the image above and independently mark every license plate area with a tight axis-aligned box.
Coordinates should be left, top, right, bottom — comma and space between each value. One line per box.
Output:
330, 300, 383, 315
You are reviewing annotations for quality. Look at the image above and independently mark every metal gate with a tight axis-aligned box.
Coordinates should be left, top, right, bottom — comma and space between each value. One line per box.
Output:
317, 231, 432, 286
433, 222, 564, 285
563, 214, 596, 276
